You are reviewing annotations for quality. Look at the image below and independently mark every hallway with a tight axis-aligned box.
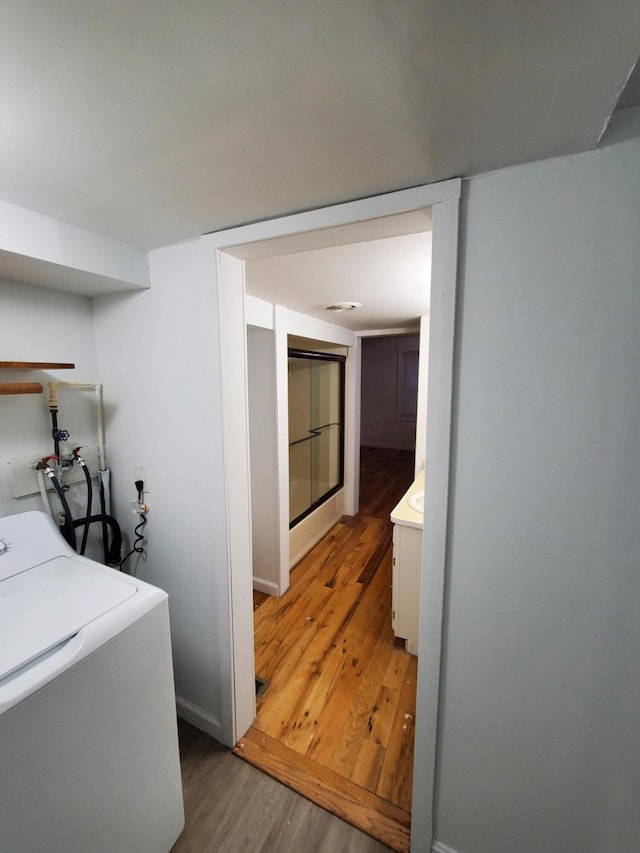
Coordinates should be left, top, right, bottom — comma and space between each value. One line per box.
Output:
236, 448, 416, 853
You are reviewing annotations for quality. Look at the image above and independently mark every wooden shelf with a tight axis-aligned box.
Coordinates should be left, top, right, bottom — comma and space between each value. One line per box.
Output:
0, 361, 75, 370
0, 363, 73, 395
0, 382, 43, 395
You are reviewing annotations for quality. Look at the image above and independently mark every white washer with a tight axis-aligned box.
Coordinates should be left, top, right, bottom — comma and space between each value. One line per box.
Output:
0, 510, 184, 853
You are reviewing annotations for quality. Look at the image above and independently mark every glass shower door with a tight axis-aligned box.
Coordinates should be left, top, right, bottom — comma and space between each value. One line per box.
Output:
288, 350, 345, 527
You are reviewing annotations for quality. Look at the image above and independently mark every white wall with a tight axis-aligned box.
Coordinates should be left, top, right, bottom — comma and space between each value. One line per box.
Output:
247, 326, 279, 594
0, 198, 149, 295
16, 122, 636, 852
360, 333, 419, 450
244, 286, 359, 587
92, 239, 233, 740
0, 280, 99, 532
431, 114, 640, 853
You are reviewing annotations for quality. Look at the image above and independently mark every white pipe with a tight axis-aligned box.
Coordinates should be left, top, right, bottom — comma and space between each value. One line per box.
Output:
36, 468, 54, 519
48, 381, 107, 471
95, 384, 107, 472
47, 381, 111, 520
99, 469, 111, 515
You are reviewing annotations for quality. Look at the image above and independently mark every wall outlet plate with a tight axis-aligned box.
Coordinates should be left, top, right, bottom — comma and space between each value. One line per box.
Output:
134, 464, 148, 492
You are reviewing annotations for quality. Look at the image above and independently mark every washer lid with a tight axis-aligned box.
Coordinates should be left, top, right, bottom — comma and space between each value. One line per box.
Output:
0, 510, 75, 582
0, 557, 136, 681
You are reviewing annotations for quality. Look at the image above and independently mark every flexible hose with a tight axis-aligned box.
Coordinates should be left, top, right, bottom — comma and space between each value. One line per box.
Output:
73, 514, 122, 565
49, 472, 76, 551
50, 409, 60, 460
78, 461, 92, 556
119, 513, 147, 573
98, 478, 109, 564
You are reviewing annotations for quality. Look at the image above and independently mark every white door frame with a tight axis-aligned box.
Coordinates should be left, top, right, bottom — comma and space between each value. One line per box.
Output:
205, 179, 461, 851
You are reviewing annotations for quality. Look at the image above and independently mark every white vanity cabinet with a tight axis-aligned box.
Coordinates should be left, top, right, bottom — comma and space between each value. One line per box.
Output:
390, 470, 424, 655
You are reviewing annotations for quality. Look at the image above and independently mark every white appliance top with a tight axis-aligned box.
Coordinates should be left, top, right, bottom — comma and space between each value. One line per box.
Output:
0, 556, 135, 681
0, 509, 75, 581
0, 511, 167, 713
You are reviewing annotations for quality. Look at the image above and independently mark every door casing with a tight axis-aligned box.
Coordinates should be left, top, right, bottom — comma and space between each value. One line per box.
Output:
204, 179, 461, 850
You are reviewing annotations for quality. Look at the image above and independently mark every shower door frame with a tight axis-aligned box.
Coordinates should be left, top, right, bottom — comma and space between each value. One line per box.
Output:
287, 348, 346, 529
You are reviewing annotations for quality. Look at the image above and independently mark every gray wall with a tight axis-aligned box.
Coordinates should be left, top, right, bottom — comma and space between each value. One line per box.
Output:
433, 112, 640, 853
360, 333, 419, 449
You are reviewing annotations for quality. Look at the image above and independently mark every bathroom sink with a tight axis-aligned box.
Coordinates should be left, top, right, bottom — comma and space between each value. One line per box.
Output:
407, 490, 424, 513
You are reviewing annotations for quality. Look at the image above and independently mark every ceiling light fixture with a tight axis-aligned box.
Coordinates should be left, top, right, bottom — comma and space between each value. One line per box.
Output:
325, 301, 362, 312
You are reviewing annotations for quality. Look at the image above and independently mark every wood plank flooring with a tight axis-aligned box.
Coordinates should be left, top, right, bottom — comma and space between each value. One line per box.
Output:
236, 447, 416, 853
172, 719, 393, 853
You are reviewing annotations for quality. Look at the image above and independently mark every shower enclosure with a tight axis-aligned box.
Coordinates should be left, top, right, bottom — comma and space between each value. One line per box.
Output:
288, 349, 345, 527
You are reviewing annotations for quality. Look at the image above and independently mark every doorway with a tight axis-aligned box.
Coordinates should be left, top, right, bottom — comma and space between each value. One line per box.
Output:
245, 324, 422, 850
208, 180, 461, 851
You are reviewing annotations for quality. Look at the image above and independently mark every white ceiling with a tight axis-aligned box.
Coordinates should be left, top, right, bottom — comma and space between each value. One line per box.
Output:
1, 1, 639, 253
246, 228, 432, 332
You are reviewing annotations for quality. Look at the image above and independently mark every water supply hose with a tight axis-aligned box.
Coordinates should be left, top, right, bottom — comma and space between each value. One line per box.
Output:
48, 384, 61, 461
73, 514, 122, 565
72, 447, 92, 556
38, 457, 76, 551
48, 381, 111, 561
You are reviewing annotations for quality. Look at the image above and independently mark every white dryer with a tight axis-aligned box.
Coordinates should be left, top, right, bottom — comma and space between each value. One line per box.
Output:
0, 510, 184, 853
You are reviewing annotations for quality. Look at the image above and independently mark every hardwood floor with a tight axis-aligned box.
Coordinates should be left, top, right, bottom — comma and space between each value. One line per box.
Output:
358, 448, 415, 520
236, 447, 416, 852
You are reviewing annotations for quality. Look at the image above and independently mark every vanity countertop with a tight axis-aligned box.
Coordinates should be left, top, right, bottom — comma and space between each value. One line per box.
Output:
390, 468, 425, 530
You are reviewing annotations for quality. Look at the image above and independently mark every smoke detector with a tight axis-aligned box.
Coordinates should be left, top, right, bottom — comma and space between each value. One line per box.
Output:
325, 301, 362, 312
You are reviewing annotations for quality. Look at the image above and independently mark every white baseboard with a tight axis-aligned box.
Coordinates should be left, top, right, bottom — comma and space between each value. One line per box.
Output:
290, 514, 340, 567
253, 577, 279, 596
176, 696, 224, 743
432, 842, 459, 853
289, 491, 344, 568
